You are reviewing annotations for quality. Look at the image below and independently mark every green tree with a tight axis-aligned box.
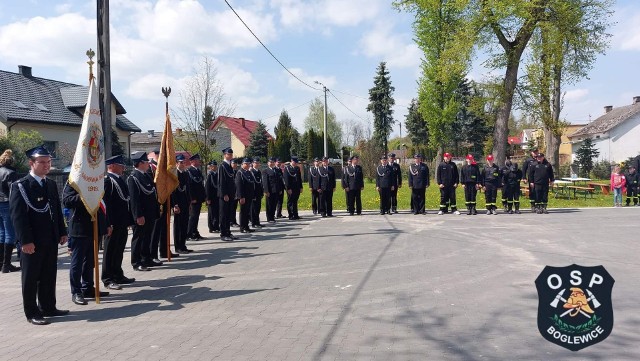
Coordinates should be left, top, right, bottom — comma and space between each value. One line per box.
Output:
575, 138, 600, 177
273, 110, 294, 160
405, 98, 428, 149
246, 121, 269, 160
366, 62, 395, 154
303, 97, 342, 150
0, 130, 44, 172
455, 79, 492, 156
111, 128, 125, 156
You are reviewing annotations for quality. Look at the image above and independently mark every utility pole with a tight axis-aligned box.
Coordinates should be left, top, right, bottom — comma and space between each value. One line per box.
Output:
315, 81, 328, 157
97, 0, 112, 157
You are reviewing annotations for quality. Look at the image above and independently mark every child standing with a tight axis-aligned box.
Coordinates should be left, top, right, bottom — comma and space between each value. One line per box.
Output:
610, 165, 626, 207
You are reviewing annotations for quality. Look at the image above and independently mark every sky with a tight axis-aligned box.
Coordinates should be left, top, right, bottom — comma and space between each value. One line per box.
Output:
1, 0, 639, 141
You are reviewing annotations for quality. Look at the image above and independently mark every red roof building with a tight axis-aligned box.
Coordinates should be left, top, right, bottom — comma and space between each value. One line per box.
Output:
209, 116, 273, 157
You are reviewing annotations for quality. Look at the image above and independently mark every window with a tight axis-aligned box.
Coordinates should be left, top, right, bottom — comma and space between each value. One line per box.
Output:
43, 141, 58, 159
34, 104, 50, 112
11, 100, 28, 109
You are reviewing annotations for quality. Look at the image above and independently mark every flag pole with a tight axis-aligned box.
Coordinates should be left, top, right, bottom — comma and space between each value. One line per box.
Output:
87, 49, 101, 304
163, 87, 172, 262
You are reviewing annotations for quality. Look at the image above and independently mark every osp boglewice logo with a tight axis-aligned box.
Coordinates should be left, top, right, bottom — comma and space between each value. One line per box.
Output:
535, 264, 614, 351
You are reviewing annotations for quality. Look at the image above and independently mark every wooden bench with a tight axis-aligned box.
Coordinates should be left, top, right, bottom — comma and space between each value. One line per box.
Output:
588, 182, 610, 195
568, 186, 595, 199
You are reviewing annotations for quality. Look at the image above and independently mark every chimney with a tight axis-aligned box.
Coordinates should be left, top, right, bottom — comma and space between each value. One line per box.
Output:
604, 105, 613, 113
633, 96, 640, 105
175, 128, 182, 136
239, 117, 245, 128
147, 130, 155, 138
18, 65, 32, 77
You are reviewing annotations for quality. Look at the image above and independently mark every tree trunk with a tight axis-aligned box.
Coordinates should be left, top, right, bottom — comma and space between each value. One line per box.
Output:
493, 61, 519, 167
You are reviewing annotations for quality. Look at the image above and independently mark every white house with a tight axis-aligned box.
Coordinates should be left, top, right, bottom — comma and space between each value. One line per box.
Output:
568, 96, 640, 163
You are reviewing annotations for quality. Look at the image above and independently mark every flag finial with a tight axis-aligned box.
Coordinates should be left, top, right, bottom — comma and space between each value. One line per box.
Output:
162, 86, 171, 113
86, 48, 95, 83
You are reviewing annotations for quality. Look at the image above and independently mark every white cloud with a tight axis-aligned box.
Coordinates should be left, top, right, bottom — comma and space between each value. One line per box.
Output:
125, 73, 187, 100
613, 8, 640, 51
285, 68, 336, 92
54, 3, 73, 14
271, 0, 382, 30
564, 88, 589, 102
359, 21, 422, 69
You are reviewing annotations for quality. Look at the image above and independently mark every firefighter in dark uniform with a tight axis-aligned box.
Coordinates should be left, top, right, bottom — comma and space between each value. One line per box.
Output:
460, 154, 481, 215
528, 153, 554, 214
275, 158, 286, 218
172, 154, 192, 254
218, 148, 237, 241
127, 151, 160, 270
376, 155, 395, 215
309, 158, 321, 215
521, 148, 539, 211
408, 154, 430, 215
262, 157, 280, 223
235, 158, 255, 233
205, 160, 219, 232
10, 146, 68, 325
187, 154, 206, 240
625, 166, 639, 206
250, 157, 264, 228
319, 157, 336, 217
389, 153, 402, 213
481, 154, 501, 215
284, 156, 303, 220
102, 155, 136, 288
230, 159, 241, 227
436, 152, 460, 215
501, 159, 523, 214
343, 156, 364, 215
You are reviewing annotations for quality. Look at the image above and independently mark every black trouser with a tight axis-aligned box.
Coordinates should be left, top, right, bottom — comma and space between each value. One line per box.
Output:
439, 186, 457, 212
239, 198, 252, 230
265, 193, 278, 221
626, 186, 638, 205
347, 189, 362, 214
173, 210, 189, 251
69, 236, 94, 295
131, 221, 154, 266
320, 189, 333, 216
411, 187, 426, 214
151, 207, 168, 259
528, 183, 536, 206
463, 183, 478, 208
208, 200, 219, 231
251, 196, 262, 226
187, 202, 203, 237
484, 183, 498, 210
503, 184, 520, 209
311, 190, 319, 214
102, 224, 128, 284
534, 183, 549, 206
21, 239, 58, 318
231, 199, 239, 225
390, 187, 398, 211
379, 187, 391, 213
287, 190, 301, 218
276, 192, 284, 217
219, 197, 234, 237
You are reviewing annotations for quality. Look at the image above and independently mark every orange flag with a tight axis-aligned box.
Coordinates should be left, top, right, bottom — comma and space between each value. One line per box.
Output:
154, 112, 178, 204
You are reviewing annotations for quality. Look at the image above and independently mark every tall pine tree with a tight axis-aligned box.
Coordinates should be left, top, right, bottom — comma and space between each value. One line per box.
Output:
405, 98, 429, 150
366, 62, 395, 154
246, 121, 269, 160
575, 138, 600, 177
273, 110, 295, 160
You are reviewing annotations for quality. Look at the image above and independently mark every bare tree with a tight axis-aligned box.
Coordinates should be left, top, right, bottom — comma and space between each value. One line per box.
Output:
341, 119, 366, 148
172, 56, 236, 160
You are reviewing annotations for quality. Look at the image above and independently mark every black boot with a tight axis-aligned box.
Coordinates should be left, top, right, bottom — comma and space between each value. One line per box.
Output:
1, 244, 20, 273
472, 205, 478, 215
467, 205, 472, 215
514, 203, 521, 214
542, 205, 549, 214
508, 203, 513, 214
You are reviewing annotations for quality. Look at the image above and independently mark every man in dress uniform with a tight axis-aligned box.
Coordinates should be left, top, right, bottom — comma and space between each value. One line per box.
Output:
218, 148, 238, 241
230, 159, 241, 227
275, 158, 286, 218
10, 145, 68, 325
481, 154, 501, 215
343, 156, 364, 215
625, 166, 639, 206
284, 156, 303, 220
205, 160, 219, 233
436, 153, 460, 215
309, 158, 321, 215
187, 154, 206, 240
127, 151, 160, 271
250, 158, 264, 228
319, 157, 336, 217
102, 155, 136, 288
521, 148, 539, 211
501, 159, 523, 214
262, 157, 280, 223
172, 154, 192, 253
408, 154, 430, 215
236, 158, 256, 233
528, 153, 554, 214
389, 153, 402, 213
376, 155, 396, 215
460, 154, 481, 215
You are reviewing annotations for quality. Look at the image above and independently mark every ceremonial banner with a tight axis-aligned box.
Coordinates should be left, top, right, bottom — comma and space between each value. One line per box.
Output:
68, 78, 105, 218
154, 112, 178, 204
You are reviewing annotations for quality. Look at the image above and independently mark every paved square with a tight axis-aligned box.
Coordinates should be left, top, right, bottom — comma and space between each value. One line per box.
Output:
0, 207, 638, 360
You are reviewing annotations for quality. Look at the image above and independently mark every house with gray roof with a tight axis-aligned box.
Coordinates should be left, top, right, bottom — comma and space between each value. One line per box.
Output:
568, 96, 640, 163
0, 65, 141, 166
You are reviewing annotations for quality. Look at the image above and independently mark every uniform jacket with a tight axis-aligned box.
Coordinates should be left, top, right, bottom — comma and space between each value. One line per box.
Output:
127, 169, 160, 221
235, 168, 255, 200
308, 166, 321, 190
528, 160, 555, 184
522, 156, 537, 179
482, 164, 502, 186
284, 165, 303, 191
172, 169, 191, 211
408, 163, 430, 189
104, 172, 133, 227
391, 163, 402, 187
10, 174, 67, 246
319, 165, 336, 191
62, 183, 108, 238
217, 161, 236, 198
342, 165, 364, 190
187, 166, 206, 203
625, 171, 639, 189
251, 167, 264, 197
376, 164, 396, 189
501, 165, 523, 187
460, 163, 481, 184
0, 165, 18, 202
262, 167, 278, 195
437, 161, 459, 187
274, 167, 285, 192
205, 170, 218, 202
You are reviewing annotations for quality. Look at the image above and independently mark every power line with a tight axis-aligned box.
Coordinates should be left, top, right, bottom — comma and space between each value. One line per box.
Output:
328, 89, 366, 121
261, 99, 315, 120
331, 88, 368, 100
224, 0, 320, 91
